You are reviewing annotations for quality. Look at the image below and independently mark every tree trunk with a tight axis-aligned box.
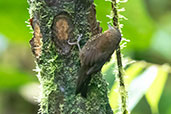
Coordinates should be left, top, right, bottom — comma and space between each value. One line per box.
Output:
28, 0, 113, 113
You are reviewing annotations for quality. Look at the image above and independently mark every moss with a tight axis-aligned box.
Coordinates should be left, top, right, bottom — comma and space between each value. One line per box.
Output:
28, 0, 113, 114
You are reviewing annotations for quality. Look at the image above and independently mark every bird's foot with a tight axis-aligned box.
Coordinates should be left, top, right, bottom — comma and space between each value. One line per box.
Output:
68, 34, 82, 51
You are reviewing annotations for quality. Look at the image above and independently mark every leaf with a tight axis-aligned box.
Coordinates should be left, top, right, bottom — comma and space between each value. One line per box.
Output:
128, 65, 158, 111
108, 61, 146, 111
102, 56, 116, 89
124, 61, 147, 84
145, 65, 169, 114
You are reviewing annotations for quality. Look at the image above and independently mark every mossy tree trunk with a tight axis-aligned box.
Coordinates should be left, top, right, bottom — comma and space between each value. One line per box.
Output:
28, 0, 113, 114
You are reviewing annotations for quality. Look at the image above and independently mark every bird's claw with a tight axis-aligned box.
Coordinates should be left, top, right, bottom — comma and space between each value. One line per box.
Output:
68, 34, 82, 51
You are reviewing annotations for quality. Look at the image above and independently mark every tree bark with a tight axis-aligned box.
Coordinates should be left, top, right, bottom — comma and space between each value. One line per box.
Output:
28, 0, 113, 114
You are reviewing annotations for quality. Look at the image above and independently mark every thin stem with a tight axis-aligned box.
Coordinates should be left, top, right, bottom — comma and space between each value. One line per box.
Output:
111, 0, 128, 114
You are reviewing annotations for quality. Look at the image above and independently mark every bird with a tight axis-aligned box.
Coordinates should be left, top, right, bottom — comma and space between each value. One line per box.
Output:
68, 25, 121, 97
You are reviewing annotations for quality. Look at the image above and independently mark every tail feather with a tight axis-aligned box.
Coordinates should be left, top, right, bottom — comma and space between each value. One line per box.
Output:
75, 66, 91, 98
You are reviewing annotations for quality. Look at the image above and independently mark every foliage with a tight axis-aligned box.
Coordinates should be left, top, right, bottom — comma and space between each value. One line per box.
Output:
95, 0, 171, 113
0, 0, 171, 114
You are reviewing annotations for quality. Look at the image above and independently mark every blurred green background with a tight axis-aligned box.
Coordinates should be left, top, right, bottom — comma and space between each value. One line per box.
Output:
0, 0, 171, 114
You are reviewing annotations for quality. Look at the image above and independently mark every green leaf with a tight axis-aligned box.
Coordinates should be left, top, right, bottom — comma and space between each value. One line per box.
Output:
102, 56, 116, 89
108, 61, 146, 110
145, 65, 169, 114
124, 61, 147, 84
128, 65, 158, 111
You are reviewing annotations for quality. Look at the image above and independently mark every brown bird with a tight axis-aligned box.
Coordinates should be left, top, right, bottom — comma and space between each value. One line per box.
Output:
68, 25, 121, 97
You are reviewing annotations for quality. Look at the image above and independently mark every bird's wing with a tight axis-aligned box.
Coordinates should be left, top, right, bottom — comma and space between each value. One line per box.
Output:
81, 44, 107, 66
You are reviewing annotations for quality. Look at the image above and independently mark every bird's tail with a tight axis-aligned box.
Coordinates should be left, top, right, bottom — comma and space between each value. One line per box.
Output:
75, 66, 91, 98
